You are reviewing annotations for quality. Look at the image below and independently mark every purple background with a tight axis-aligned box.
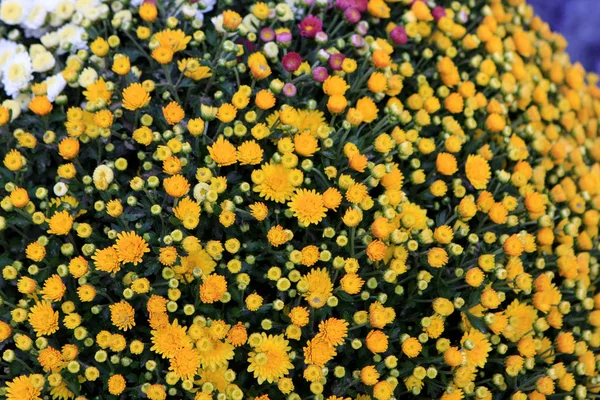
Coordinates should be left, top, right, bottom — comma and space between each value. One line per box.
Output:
528, 0, 600, 74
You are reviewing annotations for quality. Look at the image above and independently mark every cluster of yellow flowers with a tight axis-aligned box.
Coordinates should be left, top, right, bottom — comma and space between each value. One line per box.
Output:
1, 0, 600, 399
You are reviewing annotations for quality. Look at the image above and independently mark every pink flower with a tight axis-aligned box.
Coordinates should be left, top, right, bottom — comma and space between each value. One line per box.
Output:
312, 66, 329, 83
260, 28, 275, 42
298, 15, 323, 38
344, 7, 361, 23
329, 53, 345, 71
283, 83, 297, 97
390, 26, 408, 45
432, 6, 446, 21
282, 52, 302, 72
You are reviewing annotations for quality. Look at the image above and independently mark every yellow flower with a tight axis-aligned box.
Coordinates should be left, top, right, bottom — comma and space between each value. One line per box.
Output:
199, 274, 228, 303
164, 174, 190, 197
173, 197, 201, 229
162, 101, 185, 124
93, 246, 121, 273
169, 347, 201, 380
236, 140, 264, 165
217, 103, 237, 123
115, 231, 150, 265
108, 374, 126, 395
465, 154, 491, 189
83, 78, 112, 103
300, 268, 333, 308
5, 375, 41, 400
28, 96, 52, 116
154, 29, 191, 52
208, 136, 237, 166
122, 83, 151, 111
109, 301, 136, 331
28, 301, 59, 336
253, 162, 297, 203
4, 149, 24, 171
247, 334, 293, 384
288, 189, 327, 226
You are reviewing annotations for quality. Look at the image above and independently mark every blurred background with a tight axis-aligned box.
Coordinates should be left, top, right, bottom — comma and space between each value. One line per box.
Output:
528, 0, 600, 74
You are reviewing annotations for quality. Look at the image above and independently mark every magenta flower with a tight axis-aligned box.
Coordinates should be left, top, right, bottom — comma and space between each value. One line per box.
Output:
344, 8, 361, 23
312, 66, 329, 83
432, 6, 446, 21
298, 15, 323, 38
329, 53, 345, 71
390, 26, 408, 45
282, 52, 302, 72
276, 31, 292, 44
351, 34, 365, 48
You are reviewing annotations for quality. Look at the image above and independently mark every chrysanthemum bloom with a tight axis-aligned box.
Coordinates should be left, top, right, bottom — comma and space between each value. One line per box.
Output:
139, 2, 157, 22
29, 96, 52, 116
465, 154, 491, 189
247, 333, 293, 384
236, 140, 264, 165
282, 52, 302, 72
402, 337, 422, 358
3, 149, 23, 171
208, 136, 237, 166
304, 336, 337, 367
298, 15, 323, 38
199, 274, 228, 303
28, 301, 59, 337
41, 274, 66, 302
162, 102, 185, 125
288, 189, 327, 226
92, 246, 121, 273
169, 347, 201, 380
108, 374, 126, 395
115, 231, 150, 265
154, 29, 191, 52
57, 137, 80, 160
461, 328, 491, 368
163, 174, 190, 197
317, 318, 348, 346
173, 197, 201, 229
227, 322, 248, 347
121, 83, 151, 110
222, 10, 242, 30
5, 375, 41, 400
109, 301, 135, 331
300, 268, 333, 308
146, 384, 166, 400
253, 163, 296, 203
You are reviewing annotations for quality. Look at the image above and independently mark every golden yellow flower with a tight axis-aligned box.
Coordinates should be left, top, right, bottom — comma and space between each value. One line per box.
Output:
115, 231, 150, 265
28, 301, 59, 336
122, 83, 151, 111
288, 189, 327, 226
109, 301, 136, 331
208, 136, 237, 166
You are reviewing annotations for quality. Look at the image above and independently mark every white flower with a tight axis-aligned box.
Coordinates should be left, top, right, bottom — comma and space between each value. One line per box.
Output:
32, 51, 56, 73
40, 31, 60, 49
57, 23, 87, 53
264, 42, 279, 59
23, 4, 47, 30
44, 73, 67, 101
0, 40, 18, 76
242, 14, 260, 34
2, 52, 33, 97
193, 183, 210, 203
0, 0, 30, 25
193, 0, 216, 22
130, 0, 143, 6
53, 0, 75, 20
276, 3, 294, 22
14, 93, 32, 110
211, 15, 225, 34
2, 100, 21, 121
93, 165, 114, 186
78, 67, 98, 88
53, 182, 68, 197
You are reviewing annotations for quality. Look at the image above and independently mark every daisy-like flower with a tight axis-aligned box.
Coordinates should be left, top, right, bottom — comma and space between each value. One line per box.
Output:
288, 189, 327, 226
121, 83, 151, 111
461, 328, 492, 368
151, 320, 192, 359
300, 268, 333, 309
92, 246, 121, 273
28, 301, 59, 336
5, 375, 41, 400
253, 162, 297, 203
317, 318, 349, 346
109, 301, 136, 331
465, 154, 491, 189
247, 333, 293, 384
169, 347, 201, 380
114, 231, 150, 265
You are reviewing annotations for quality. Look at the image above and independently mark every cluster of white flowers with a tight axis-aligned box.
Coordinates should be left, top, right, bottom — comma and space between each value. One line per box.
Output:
0, 0, 103, 102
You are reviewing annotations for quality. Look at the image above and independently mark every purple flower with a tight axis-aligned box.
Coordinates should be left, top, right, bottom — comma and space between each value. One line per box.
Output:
312, 66, 329, 82
282, 52, 302, 72
356, 21, 369, 36
298, 15, 323, 38
390, 26, 408, 45
344, 7, 361, 23
335, 0, 353, 10
283, 83, 297, 97
432, 6, 446, 21
276, 31, 292, 45
260, 28, 275, 42
350, 34, 365, 48
329, 53, 345, 71
336, 0, 367, 11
